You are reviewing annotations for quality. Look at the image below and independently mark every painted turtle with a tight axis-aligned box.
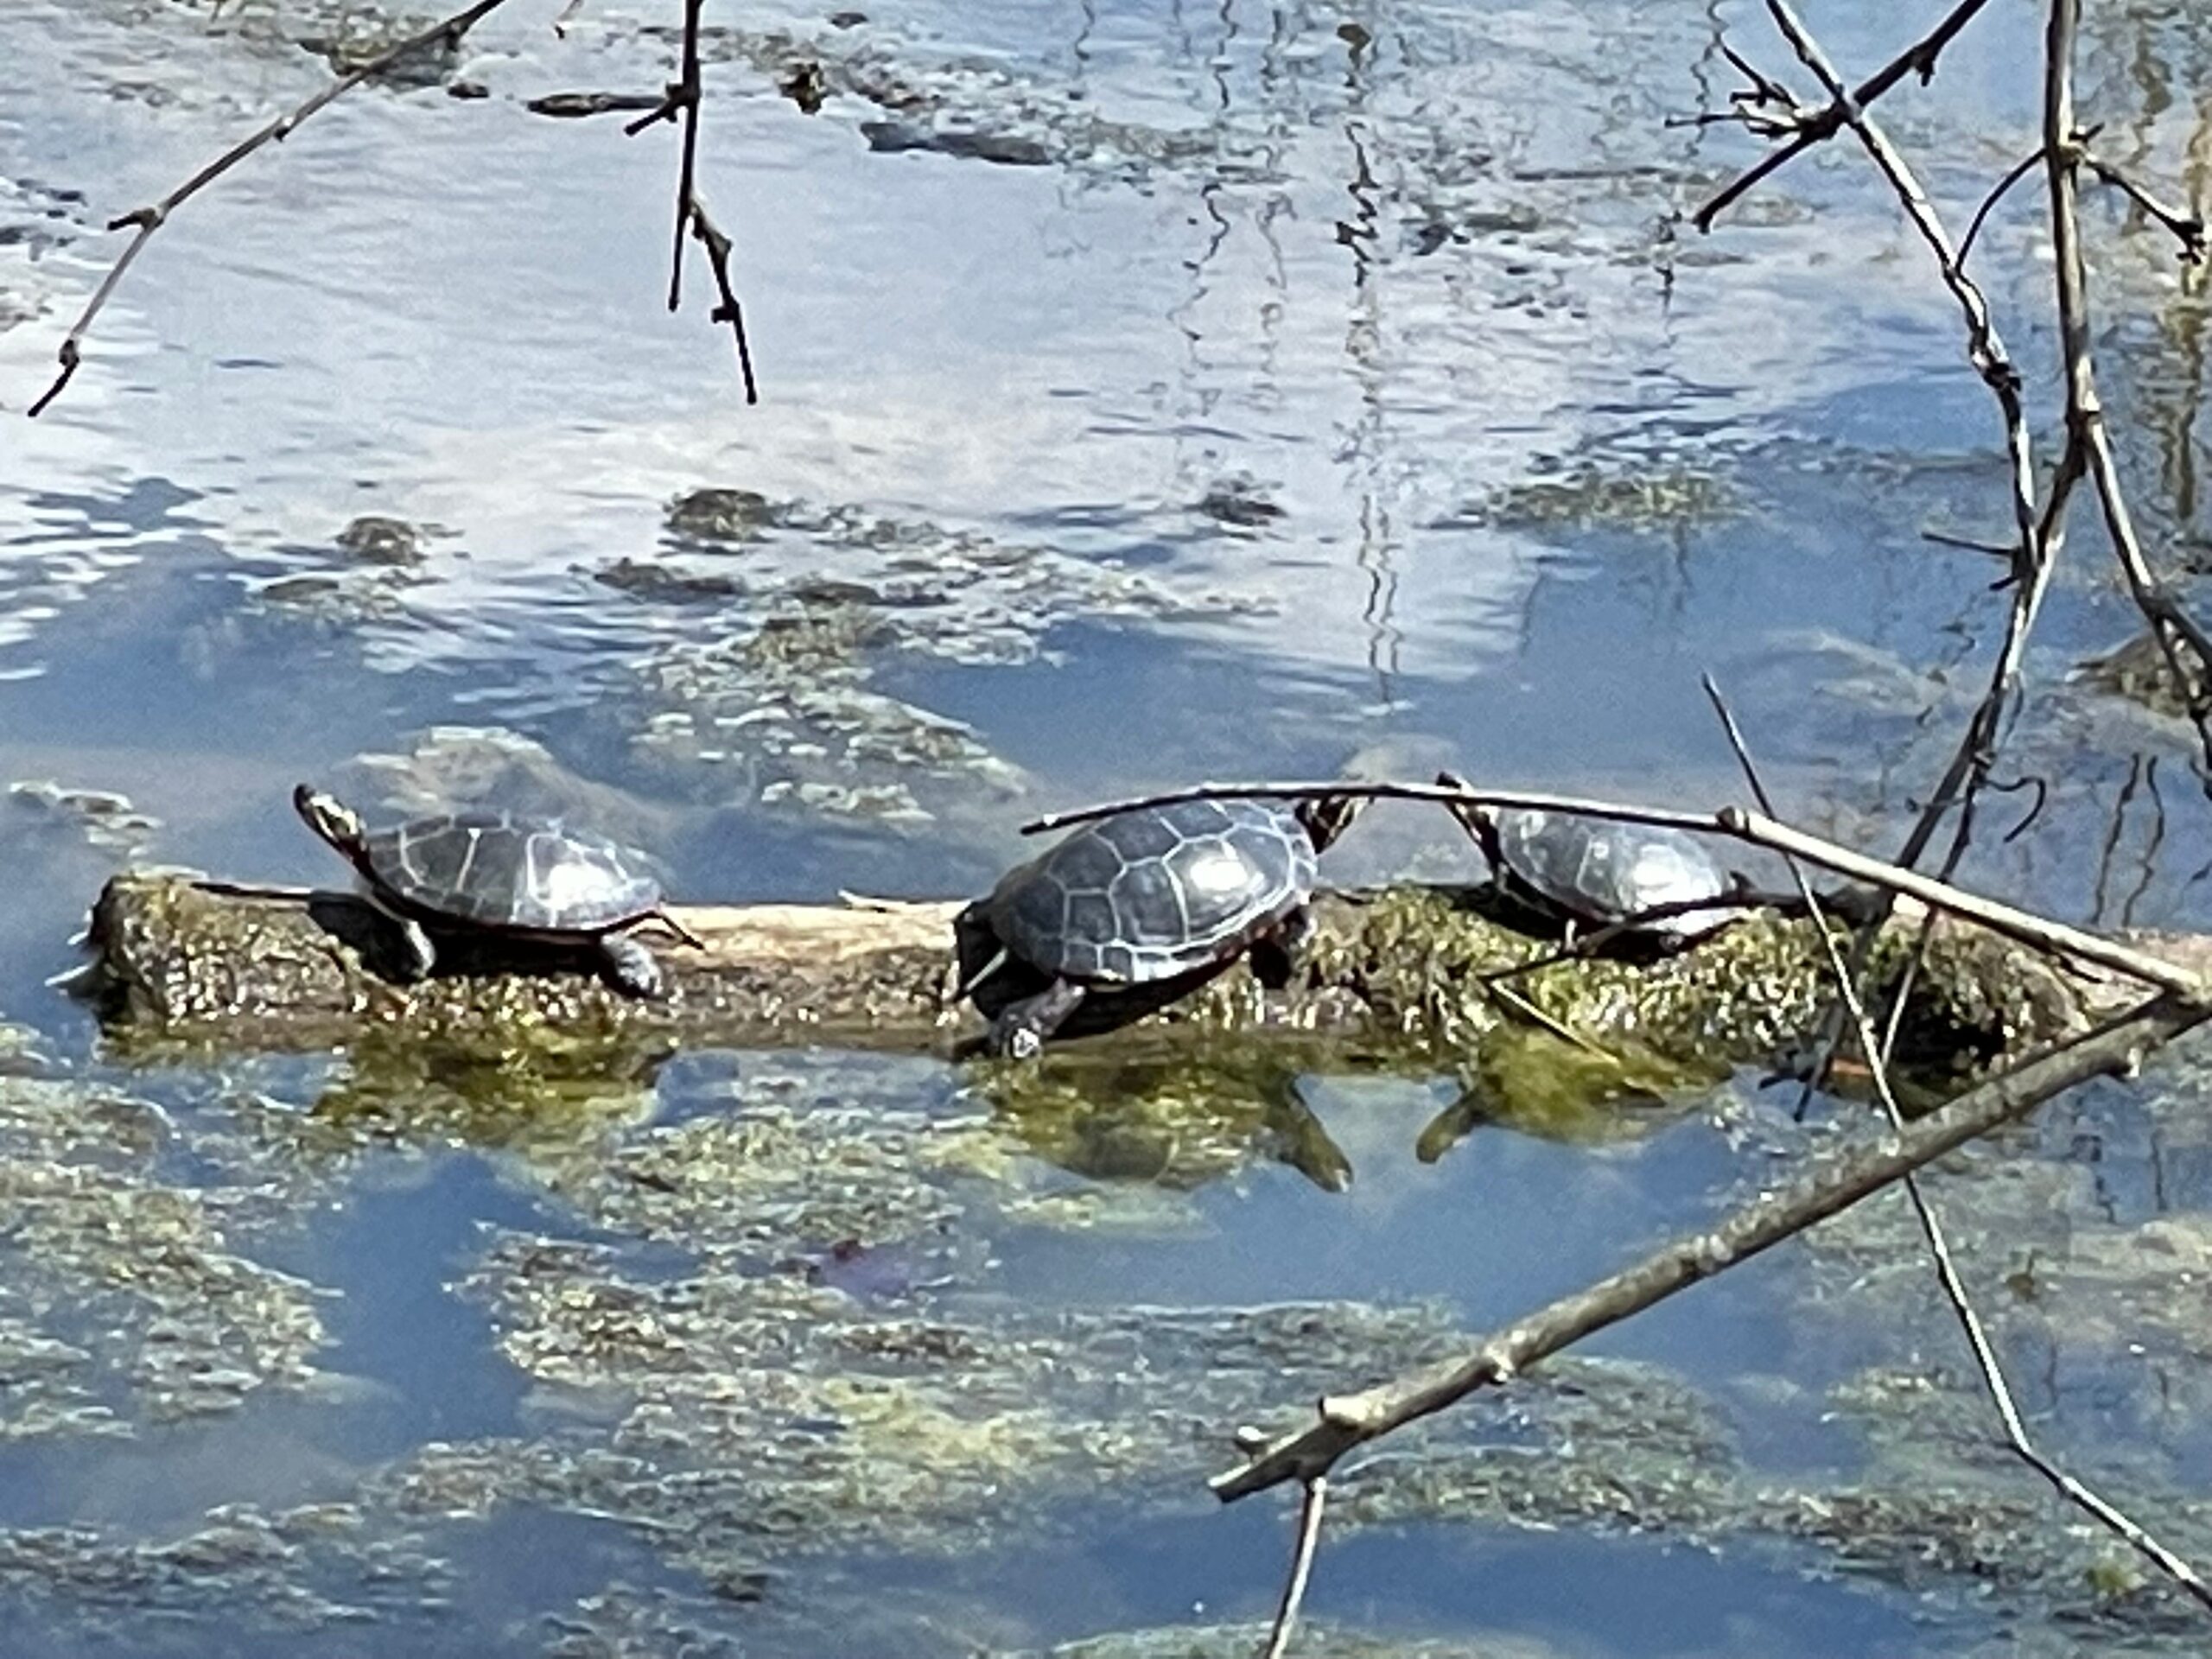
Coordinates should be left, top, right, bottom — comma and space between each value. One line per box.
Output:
1435, 772, 1735, 950
293, 785, 700, 998
954, 794, 1360, 1058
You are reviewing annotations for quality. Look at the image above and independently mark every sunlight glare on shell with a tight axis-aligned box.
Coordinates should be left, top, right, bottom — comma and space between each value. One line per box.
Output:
1185, 844, 1257, 899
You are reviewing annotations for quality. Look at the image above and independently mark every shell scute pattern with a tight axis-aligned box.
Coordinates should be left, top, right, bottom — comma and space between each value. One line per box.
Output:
367, 811, 660, 934
990, 798, 1315, 984
1495, 809, 1727, 938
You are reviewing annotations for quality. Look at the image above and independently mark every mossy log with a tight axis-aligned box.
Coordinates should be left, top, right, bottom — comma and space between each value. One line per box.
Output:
83, 873, 2096, 1079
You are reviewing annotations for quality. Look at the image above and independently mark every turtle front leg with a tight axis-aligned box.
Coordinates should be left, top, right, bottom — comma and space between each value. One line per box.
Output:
365, 899, 437, 983
596, 933, 665, 1000
1246, 905, 1315, 991
986, 977, 1087, 1059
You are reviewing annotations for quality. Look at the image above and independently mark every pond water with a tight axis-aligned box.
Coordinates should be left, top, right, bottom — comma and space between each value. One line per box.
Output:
6, 0, 2212, 1654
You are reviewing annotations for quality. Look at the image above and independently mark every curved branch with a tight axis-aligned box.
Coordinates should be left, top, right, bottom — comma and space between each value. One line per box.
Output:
27, 0, 522, 417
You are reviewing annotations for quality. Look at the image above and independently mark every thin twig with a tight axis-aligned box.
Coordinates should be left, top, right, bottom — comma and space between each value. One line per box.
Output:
1480, 980, 1615, 1060
1692, 0, 1993, 232
689, 192, 761, 404
28, 0, 521, 417
1211, 989, 2206, 1503
1257, 1476, 1327, 1659
1957, 144, 2049, 271
1749, 0, 2073, 1110
2083, 151, 2207, 262
1020, 778, 2202, 995
1919, 527, 2016, 559
666, 0, 704, 308
2043, 1, 2212, 776
622, 0, 759, 403
1471, 882, 1845, 988
1705, 677, 2212, 1616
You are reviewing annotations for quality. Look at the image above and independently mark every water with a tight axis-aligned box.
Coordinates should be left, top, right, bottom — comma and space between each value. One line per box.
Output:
5, 0, 2212, 1652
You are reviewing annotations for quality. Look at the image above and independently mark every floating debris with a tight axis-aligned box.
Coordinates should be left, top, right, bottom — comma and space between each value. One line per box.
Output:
6, 779, 161, 854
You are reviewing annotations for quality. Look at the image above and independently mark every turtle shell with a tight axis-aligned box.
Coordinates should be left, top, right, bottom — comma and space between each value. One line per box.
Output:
359, 811, 663, 936
987, 798, 1316, 985
1491, 809, 1731, 944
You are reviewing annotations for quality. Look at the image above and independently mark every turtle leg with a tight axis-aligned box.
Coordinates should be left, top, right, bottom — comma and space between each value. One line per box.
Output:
1246, 905, 1315, 991
1261, 1080, 1353, 1192
365, 898, 437, 983
950, 904, 1010, 1007
595, 933, 665, 1000
985, 977, 1087, 1059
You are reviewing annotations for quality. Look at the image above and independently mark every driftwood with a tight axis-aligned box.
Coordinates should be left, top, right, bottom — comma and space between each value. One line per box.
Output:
83, 870, 2097, 1068
82, 874, 961, 1053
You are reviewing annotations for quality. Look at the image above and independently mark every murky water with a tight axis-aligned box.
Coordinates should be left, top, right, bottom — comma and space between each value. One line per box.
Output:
7, 0, 2212, 1653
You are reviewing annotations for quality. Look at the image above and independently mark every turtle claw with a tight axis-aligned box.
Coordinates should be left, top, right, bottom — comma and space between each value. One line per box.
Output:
985, 978, 1086, 1059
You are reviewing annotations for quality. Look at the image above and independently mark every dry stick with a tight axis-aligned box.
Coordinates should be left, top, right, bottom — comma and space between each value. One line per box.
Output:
1212, 988, 2207, 1503
1256, 1476, 1327, 1659
1706, 677, 2212, 1618
1956, 144, 2050, 271
27, 0, 521, 418
1745, 0, 2077, 1113
2044, 0, 2212, 776
689, 191, 761, 404
1692, 0, 1993, 232
1022, 779, 2201, 995
1476, 889, 1789, 988
1480, 979, 1612, 1060
624, 0, 759, 404
2082, 151, 2208, 263
665, 0, 705, 308
1761, 0, 2054, 854
1920, 527, 2016, 559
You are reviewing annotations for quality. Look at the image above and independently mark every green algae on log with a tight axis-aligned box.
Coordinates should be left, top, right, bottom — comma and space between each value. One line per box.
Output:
83, 873, 2091, 1076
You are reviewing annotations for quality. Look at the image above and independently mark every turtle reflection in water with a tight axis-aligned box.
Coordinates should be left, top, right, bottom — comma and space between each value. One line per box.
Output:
293, 785, 701, 998
1435, 770, 1739, 954
954, 795, 1361, 1058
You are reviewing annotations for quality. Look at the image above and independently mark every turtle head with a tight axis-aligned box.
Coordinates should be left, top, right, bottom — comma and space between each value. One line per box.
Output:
1433, 771, 1503, 863
293, 785, 368, 857
1294, 792, 1365, 854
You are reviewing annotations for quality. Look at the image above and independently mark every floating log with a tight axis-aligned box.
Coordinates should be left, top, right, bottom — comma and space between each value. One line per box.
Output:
81, 873, 2099, 1081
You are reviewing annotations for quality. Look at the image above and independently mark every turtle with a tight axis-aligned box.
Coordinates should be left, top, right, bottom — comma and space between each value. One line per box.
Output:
1433, 771, 1737, 951
953, 794, 1362, 1058
292, 785, 701, 998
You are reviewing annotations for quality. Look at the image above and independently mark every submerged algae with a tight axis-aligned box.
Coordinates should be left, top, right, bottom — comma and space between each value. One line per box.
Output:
0, 1076, 326, 1432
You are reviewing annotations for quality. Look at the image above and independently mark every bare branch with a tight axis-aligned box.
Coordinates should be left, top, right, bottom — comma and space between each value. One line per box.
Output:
1257, 1477, 1327, 1659
1211, 990, 2208, 1503
1732, 0, 2073, 1109
688, 192, 761, 404
2083, 150, 2207, 263
1707, 678, 2212, 1617
1692, 0, 1994, 232
2043, 0, 2212, 774
27, 0, 522, 417
1919, 527, 2016, 559
623, 0, 760, 404
665, 0, 704, 307
1957, 144, 2050, 271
